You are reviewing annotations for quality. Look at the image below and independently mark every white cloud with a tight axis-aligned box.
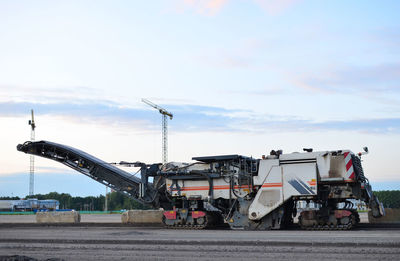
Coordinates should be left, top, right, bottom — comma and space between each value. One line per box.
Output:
180, 0, 229, 15
174, 0, 300, 16
253, 0, 300, 15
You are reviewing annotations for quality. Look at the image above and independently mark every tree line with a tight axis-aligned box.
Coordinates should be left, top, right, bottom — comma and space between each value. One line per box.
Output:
0, 191, 149, 211
374, 190, 400, 208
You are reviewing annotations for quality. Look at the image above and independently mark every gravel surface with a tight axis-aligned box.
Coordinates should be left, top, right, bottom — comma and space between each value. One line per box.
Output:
0, 213, 393, 261
1, 224, 399, 261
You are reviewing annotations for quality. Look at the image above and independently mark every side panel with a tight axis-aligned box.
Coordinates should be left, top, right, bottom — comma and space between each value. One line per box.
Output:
166, 178, 251, 199
166, 179, 210, 199
317, 151, 355, 181
253, 159, 279, 185
248, 166, 283, 220
249, 163, 317, 221
282, 163, 317, 200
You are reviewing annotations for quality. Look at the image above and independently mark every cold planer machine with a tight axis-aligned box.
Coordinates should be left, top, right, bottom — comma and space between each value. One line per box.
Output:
17, 140, 384, 230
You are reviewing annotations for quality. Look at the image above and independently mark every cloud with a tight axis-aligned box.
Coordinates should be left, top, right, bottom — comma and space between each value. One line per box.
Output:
228, 87, 287, 96
1, 100, 400, 134
0, 171, 107, 197
0, 100, 244, 133
371, 27, 400, 48
194, 52, 253, 69
312, 118, 400, 134
194, 37, 275, 70
175, 0, 300, 16
298, 63, 400, 94
253, 0, 300, 15
0, 84, 109, 104
179, 0, 229, 16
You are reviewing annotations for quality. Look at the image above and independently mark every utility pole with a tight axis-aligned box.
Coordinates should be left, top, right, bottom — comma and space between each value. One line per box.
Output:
142, 99, 173, 164
28, 110, 36, 196
105, 186, 108, 212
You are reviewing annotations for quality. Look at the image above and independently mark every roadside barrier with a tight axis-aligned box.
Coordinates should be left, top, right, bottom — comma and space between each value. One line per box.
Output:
368, 208, 400, 223
121, 210, 163, 224
36, 210, 81, 223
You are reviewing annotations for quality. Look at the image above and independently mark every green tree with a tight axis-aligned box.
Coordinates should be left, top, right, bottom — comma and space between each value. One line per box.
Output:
374, 190, 400, 208
0, 196, 20, 200
20, 191, 149, 211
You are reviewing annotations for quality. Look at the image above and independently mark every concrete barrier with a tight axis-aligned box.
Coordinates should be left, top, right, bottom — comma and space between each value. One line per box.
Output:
368, 208, 400, 224
36, 211, 81, 223
121, 210, 163, 224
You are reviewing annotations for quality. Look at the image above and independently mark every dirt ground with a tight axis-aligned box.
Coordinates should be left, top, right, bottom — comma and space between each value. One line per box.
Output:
0, 212, 398, 261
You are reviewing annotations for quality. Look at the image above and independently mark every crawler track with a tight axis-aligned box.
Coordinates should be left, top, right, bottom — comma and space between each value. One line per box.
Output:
163, 211, 225, 229
299, 210, 362, 231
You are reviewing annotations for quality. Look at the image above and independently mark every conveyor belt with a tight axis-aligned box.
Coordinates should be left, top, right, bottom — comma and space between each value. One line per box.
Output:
17, 140, 150, 205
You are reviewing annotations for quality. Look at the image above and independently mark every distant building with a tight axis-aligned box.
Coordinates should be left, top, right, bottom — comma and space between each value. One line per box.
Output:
0, 199, 59, 212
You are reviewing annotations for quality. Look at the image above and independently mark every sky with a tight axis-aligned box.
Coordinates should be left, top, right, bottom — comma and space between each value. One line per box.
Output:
0, 0, 399, 197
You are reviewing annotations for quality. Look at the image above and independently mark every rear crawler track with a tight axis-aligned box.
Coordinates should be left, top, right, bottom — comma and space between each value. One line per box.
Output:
299, 209, 360, 230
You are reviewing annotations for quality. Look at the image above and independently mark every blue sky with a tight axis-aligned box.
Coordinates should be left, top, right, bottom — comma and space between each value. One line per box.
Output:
0, 0, 399, 197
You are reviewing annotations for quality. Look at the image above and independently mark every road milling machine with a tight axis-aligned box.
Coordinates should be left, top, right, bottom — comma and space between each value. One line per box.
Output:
17, 141, 384, 230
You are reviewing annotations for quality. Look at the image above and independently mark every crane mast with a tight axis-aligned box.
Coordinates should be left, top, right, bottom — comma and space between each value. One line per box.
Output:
142, 99, 173, 164
28, 109, 36, 196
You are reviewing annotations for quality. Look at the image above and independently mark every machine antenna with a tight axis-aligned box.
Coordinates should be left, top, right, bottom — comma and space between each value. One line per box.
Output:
28, 109, 36, 196
142, 99, 173, 164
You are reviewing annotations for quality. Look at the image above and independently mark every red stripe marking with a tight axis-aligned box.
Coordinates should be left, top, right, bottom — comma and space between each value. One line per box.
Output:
192, 211, 206, 219
343, 152, 349, 158
163, 211, 176, 220
346, 160, 353, 170
348, 172, 355, 179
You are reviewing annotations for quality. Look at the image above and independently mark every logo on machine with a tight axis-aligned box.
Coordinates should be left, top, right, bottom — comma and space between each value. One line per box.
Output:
288, 178, 315, 195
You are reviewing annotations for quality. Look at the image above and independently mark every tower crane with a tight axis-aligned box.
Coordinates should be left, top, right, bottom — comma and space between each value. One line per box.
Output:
28, 109, 36, 196
142, 99, 173, 164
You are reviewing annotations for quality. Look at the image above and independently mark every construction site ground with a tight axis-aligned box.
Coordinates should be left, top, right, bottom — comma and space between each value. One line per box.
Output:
1, 213, 399, 261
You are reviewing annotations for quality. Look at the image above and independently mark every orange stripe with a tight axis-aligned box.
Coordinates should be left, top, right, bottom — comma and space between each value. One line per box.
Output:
261, 182, 283, 188
169, 185, 252, 191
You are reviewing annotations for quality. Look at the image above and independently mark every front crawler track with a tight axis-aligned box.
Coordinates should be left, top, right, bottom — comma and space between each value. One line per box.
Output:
163, 211, 223, 229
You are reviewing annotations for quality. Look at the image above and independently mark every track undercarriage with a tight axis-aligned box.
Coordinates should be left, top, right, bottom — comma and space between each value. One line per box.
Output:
299, 209, 360, 230
162, 209, 224, 229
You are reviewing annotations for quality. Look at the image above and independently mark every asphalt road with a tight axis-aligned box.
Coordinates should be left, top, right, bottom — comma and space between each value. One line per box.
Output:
1, 225, 399, 261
